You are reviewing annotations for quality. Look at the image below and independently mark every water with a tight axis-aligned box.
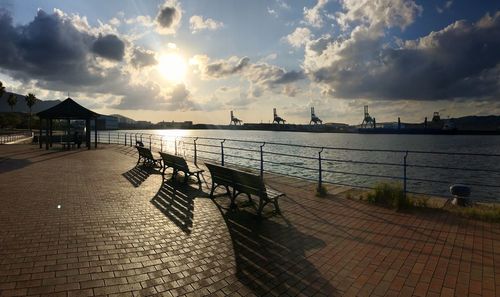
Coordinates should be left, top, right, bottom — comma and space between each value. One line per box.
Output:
107, 129, 500, 201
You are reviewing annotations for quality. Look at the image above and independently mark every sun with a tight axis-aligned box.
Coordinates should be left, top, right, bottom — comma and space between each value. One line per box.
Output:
158, 53, 187, 83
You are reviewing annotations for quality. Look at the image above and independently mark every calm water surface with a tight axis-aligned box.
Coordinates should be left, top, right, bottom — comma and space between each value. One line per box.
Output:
114, 129, 500, 200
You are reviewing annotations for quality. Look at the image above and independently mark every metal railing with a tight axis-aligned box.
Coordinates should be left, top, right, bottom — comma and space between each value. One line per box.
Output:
0, 131, 33, 144
97, 131, 500, 202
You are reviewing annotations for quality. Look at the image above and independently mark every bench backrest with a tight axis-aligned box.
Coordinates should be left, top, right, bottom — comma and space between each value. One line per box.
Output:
233, 170, 266, 198
137, 146, 154, 159
159, 152, 189, 171
205, 162, 266, 197
205, 162, 236, 186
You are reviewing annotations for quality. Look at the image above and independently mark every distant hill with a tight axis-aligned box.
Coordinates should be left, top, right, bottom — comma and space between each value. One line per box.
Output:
452, 115, 500, 131
110, 114, 136, 124
0, 92, 60, 113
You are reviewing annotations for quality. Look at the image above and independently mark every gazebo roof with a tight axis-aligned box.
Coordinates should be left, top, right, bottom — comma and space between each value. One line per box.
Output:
37, 98, 100, 119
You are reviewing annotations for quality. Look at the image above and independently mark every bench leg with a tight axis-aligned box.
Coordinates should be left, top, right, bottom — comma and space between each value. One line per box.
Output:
273, 198, 281, 214
257, 198, 265, 217
230, 188, 237, 209
209, 182, 216, 199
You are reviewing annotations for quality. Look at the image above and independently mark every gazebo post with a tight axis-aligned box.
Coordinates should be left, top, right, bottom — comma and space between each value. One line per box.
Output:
67, 119, 70, 148
94, 119, 98, 149
49, 119, 53, 148
45, 118, 49, 150
39, 119, 43, 149
86, 119, 91, 150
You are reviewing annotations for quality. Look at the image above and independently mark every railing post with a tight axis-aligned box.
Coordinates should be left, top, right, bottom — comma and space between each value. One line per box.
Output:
318, 148, 324, 189
130, 134, 132, 147
160, 136, 163, 152
149, 135, 152, 150
403, 151, 408, 199
260, 142, 266, 179
124, 133, 126, 146
175, 137, 178, 155
221, 139, 226, 166
194, 137, 198, 165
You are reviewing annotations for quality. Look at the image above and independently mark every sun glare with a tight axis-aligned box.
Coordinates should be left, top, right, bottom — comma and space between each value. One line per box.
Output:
158, 53, 187, 83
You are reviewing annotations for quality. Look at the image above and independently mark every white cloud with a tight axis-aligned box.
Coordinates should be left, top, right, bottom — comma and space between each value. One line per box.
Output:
303, 0, 328, 28
284, 27, 312, 48
335, 0, 423, 31
189, 15, 223, 33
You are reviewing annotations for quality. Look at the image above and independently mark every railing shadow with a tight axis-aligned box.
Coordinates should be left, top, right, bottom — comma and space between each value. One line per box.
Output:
150, 180, 207, 234
122, 165, 158, 187
213, 202, 339, 296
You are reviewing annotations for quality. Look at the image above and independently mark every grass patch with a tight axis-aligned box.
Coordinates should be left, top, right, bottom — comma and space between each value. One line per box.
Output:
448, 204, 500, 222
366, 182, 410, 210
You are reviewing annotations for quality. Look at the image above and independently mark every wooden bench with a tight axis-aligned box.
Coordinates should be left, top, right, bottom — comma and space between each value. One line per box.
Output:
135, 146, 162, 168
205, 162, 284, 216
159, 152, 204, 184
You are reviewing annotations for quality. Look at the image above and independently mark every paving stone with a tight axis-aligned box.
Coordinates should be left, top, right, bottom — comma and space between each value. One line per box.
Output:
0, 144, 498, 296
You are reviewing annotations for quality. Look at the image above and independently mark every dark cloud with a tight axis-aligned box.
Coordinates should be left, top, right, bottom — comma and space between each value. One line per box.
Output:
273, 70, 305, 84
157, 7, 177, 28
205, 57, 250, 78
130, 47, 157, 68
91, 34, 125, 61
112, 83, 198, 111
155, 1, 181, 34
306, 12, 500, 101
0, 9, 99, 86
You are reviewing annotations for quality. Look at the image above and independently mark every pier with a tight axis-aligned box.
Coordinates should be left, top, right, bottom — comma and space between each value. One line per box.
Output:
0, 144, 499, 296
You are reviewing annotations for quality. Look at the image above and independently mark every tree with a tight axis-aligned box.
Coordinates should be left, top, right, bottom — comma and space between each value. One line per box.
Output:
25, 93, 37, 131
7, 93, 17, 112
0, 81, 5, 98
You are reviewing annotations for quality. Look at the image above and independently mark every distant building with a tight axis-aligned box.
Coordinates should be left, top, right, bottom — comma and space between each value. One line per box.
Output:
156, 121, 193, 129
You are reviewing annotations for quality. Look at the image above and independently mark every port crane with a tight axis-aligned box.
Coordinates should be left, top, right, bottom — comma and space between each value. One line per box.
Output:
230, 111, 242, 125
361, 105, 376, 128
273, 108, 286, 124
310, 107, 323, 125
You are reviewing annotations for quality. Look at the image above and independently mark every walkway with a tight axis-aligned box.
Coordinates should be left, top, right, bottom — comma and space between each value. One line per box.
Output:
0, 144, 498, 297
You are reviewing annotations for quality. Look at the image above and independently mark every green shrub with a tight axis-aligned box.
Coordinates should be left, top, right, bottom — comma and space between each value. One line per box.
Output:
367, 182, 410, 210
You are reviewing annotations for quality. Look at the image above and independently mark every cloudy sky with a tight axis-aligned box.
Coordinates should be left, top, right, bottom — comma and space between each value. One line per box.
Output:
0, 0, 498, 124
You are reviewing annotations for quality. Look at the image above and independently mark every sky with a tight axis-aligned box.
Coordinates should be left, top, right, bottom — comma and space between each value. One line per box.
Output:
0, 0, 499, 125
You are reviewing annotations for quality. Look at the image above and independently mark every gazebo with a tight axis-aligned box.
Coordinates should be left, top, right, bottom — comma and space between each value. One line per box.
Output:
37, 98, 100, 150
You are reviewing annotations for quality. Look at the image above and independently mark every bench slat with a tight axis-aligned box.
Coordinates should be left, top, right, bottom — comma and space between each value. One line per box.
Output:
205, 162, 282, 216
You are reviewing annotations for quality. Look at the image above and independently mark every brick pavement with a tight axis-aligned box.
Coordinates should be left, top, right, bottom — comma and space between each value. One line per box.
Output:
0, 144, 498, 297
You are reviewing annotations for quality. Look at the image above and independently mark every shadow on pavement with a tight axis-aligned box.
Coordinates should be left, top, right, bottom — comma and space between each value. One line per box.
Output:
150, 179, 207, 234
0, 158, 32, 174
215, 204, 339, 296
122, 165, 159, 187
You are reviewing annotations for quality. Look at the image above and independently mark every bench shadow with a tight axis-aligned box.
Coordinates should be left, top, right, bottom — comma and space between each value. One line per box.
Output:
122, 165, 159, 187
214, 201, 339, 296
150, 180, 207, 234
0, 158, 32, 174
